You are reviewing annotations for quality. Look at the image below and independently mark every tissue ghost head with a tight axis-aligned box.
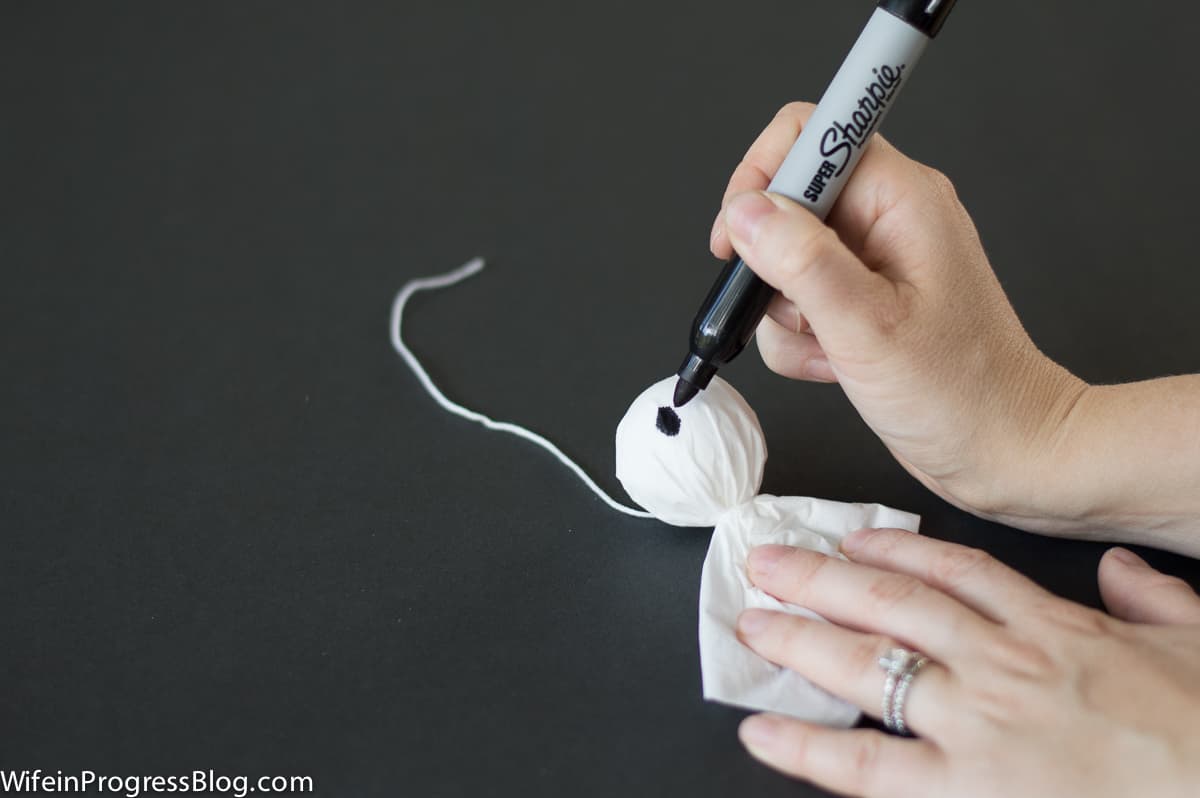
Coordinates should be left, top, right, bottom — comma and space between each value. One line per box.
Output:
615, 376, 766, 527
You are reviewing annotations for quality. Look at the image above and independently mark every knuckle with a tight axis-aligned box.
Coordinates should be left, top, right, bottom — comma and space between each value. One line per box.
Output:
775, 222, 840, 283
1067, 607, 1117, 637
773, 725, 813, 774
871, 528, 909, 555
855, 298, 896, 342
774, 616, 810, 651
864, 280, 916, 343
850, 732, 884, 782
754, 320, 811, 381
966, 683, 1034, 728
923, 165, 959, 200
1034, 600, 1115, 638
929, 546, 995, 588
856, 635, 898, 678
984, 635, 1057, 681
725, 160, 770, 199
1148, 573, 1198, 597
755, 331, 787, 374
847, 528, 896, 558
776, 101, 817, 124
794, 548, 833, 580
829, 276, 911, 350
854, 635, 886, 669
867, 573, 924, 612
779, 550, 832, 600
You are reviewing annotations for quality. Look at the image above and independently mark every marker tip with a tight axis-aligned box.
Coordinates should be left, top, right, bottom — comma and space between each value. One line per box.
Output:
673, 378, 699, 408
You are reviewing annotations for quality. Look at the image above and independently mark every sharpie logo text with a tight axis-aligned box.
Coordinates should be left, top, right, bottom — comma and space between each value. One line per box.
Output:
803, 64, 906, 204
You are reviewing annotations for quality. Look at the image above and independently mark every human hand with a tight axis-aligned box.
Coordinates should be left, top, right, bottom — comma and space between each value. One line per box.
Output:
733, 529, 1200, 798
710, 102, 1087, 530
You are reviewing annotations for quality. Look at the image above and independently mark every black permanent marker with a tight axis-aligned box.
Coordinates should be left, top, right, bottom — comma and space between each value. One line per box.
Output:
673, 0, 959, 408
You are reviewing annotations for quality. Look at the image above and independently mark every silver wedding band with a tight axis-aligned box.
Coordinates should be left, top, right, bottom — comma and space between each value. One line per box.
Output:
878, 647, 929, 735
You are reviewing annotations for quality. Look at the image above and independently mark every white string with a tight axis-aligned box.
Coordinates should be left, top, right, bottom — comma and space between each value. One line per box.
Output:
390, 257, 655, 519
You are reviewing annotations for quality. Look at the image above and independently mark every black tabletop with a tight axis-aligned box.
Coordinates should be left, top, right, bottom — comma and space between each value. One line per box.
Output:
4, 2, 1200, 796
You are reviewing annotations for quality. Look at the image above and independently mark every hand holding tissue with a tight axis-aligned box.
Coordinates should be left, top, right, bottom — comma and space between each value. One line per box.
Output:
616, 376, 920, 726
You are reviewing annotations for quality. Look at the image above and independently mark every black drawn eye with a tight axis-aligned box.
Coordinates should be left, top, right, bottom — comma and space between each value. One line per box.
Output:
656, 406, 681, 437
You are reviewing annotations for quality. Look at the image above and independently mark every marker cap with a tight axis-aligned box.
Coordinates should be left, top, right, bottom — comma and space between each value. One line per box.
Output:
878, 0, 958, 37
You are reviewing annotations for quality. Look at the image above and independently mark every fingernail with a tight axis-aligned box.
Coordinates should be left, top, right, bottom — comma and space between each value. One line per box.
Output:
747, 544, 789, 577
739, 715, 779, 752
840, 527, 879, 555
725, 192, 778, 247
738, 609, 773, 637
1110, 548, 1148, 568
710, 211, 723, 248
805, 357, 836, 383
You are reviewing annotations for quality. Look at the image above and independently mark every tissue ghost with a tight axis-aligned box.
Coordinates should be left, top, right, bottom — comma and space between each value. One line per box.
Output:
616, 376, 920, 725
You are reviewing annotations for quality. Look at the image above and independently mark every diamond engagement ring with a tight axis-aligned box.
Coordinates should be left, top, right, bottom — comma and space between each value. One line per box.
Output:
878, 647, 930, 735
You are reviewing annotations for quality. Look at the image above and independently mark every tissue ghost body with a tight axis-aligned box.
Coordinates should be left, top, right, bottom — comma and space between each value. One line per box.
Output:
615, 376, 920, 726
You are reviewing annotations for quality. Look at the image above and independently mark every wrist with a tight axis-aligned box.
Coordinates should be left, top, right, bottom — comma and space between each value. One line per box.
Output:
989, 374, 1097, 535
951, 350, 1093, 534
982, 375, 1200, 554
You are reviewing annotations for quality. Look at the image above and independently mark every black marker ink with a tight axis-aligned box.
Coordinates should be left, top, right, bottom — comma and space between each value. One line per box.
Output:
656, 406, 681, 437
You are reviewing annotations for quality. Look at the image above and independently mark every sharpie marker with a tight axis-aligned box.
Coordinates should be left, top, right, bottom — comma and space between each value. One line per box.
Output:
673, 0, 959, 408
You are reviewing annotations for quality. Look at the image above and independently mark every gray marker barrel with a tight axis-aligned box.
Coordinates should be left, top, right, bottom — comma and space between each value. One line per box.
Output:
768, 7, 931, 219
673, 0, 958, 407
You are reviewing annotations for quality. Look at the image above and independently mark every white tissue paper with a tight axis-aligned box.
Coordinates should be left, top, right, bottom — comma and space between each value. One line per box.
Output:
615, 376, 920, 726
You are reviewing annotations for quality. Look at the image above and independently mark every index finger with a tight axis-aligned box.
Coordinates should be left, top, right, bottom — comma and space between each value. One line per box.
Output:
712, 102, 816, 260
747, 544, 994, 664
711, 102, 920, 260
841, 528, 1056, 624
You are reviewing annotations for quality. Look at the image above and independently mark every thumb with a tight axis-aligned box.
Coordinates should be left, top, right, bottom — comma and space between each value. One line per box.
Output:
1098, 547, 1200, 625
724, 191, 898, 356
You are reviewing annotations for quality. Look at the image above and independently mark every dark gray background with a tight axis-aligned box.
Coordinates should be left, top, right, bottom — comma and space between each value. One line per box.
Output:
3, 2, 1199, 796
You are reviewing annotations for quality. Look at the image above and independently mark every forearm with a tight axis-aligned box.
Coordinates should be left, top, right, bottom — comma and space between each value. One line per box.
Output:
1002, 376, 1200, 555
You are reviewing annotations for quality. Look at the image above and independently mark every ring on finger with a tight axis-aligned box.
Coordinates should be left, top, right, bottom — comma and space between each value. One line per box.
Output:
878, 647, 931, 736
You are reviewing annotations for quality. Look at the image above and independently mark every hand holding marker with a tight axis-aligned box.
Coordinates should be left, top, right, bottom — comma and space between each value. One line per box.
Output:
673, 0, 959, 407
